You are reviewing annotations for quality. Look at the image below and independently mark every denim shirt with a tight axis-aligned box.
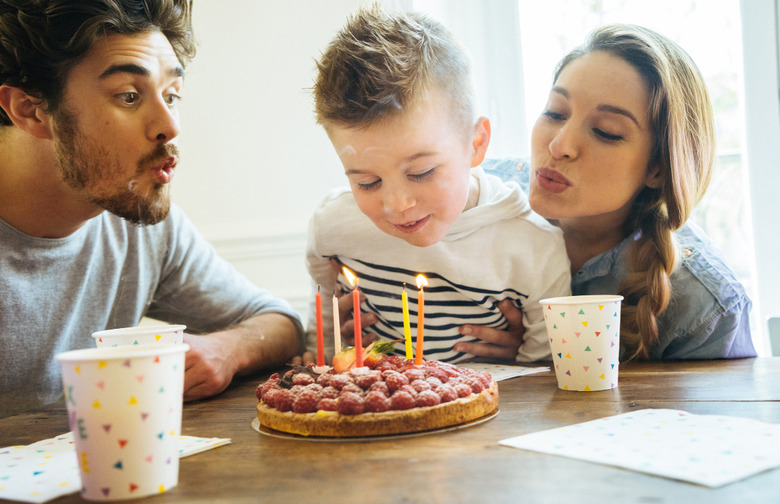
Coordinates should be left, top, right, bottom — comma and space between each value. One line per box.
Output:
482, 158, 756, 360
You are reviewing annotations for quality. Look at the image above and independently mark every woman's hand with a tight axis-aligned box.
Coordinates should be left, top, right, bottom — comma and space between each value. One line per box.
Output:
453, 300, 525, 360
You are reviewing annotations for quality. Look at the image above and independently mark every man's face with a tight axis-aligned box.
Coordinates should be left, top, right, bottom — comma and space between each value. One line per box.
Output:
53, 30, 184, 225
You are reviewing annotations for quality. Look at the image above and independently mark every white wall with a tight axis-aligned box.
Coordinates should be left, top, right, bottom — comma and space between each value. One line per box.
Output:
176, 1, 372, 318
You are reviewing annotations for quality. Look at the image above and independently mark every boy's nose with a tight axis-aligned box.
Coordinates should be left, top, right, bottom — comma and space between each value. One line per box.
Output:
383, 188, 416, 214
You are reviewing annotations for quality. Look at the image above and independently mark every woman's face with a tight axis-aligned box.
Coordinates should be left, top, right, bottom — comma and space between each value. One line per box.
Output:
529, 50, 661, 230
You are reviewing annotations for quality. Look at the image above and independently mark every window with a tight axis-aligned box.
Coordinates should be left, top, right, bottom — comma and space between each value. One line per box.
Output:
401, 0, 769, 354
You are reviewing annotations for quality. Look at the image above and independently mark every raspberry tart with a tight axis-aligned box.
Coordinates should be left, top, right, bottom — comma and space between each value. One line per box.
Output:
255, 344, 499, 438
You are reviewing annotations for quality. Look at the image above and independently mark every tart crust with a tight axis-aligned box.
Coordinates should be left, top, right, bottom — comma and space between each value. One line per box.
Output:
256, 380, 499, 437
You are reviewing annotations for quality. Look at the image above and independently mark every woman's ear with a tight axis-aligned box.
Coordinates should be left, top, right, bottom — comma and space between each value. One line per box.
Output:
0, 85, 54, 139
645, 162, 664, 189
470, 117, 491, 167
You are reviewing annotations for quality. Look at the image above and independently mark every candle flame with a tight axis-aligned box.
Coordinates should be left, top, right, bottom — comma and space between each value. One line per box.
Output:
416, 274, 428, 289
343, 266, 358, 287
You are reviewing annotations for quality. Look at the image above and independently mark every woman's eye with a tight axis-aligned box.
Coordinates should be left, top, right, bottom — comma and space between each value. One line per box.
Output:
594, 129, 623, 141
542, 110, 566, 121
410, 168, 436, 181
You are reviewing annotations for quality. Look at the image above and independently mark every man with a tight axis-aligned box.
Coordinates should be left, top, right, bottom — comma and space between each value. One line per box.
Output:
0, 0, 303, 418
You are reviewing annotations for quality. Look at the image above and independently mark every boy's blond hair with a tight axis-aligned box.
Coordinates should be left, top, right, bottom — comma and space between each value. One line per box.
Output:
314, 4, 476, 133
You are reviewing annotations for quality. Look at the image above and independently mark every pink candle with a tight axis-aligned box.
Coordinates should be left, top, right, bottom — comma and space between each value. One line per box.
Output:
342, 267, 362, 368
315, 286, 324, 366
414, 274, 428, 365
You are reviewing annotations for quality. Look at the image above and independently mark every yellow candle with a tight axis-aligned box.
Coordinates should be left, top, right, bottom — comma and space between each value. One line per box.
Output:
401, 285, 412, 359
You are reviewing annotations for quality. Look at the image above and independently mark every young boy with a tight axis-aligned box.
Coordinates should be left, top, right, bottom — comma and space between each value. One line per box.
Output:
306, 5, 570, 364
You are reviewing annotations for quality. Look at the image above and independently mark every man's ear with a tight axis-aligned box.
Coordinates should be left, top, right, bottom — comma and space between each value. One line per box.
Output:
470, 117, 491, 167
645, 162, 664, 189
0, 85, 54, 139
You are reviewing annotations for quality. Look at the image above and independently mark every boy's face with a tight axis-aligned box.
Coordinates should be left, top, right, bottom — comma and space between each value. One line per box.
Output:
51, 30, 184, 225
328, 92, 489, 247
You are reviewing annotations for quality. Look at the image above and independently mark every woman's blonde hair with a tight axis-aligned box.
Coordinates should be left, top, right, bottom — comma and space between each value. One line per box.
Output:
313, 4, 476, 133
555, 24, 715, 359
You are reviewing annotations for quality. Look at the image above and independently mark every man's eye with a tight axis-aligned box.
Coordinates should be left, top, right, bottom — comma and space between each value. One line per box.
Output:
116, 92, 139, 105
164, 93, 182, 106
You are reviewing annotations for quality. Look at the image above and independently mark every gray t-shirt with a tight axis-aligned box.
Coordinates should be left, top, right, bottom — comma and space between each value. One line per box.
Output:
0, 204, 302, 418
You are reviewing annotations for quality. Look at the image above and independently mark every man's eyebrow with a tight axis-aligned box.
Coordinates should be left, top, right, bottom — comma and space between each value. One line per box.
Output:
99, 63, 185, 79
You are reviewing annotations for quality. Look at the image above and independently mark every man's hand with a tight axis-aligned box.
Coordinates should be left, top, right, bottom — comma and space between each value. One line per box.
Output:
181, 313, 300, 401
453, 300, 525, 360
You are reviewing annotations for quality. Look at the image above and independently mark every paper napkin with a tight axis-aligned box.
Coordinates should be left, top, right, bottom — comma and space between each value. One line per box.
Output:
461, 363, 549, 382
0, 432, 231, 503
499, 408, 780, 487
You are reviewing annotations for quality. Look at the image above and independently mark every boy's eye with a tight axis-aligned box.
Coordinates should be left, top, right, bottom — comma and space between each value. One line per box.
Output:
356, 179, 381, 191
410, 168, 436, 181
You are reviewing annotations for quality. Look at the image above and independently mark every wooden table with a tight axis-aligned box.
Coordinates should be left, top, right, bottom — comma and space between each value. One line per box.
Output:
2, 358, 779, 503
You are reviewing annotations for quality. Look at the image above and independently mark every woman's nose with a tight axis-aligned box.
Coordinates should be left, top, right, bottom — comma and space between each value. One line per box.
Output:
548, 123, 578, 160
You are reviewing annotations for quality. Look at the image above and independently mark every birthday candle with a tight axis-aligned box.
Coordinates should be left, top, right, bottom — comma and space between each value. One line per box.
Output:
342, 267, 363, 368
332, 291, 341, 353
315, 286, 324, 366
414, 274, 428, 365
401, 285, 412, 359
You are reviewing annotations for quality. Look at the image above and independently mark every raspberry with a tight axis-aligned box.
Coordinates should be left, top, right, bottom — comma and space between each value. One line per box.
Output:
390, 391, 415, 410
466, 377, 485, 393
274, 389, 294, 412
374, 361, 397, 372
328, 374, 353, 390
317, 398, 337, 411
435, 384, 458, 403
316, 373, 332, 387
403, 368, 425, 382
260, 383, 279, 403
385, 372, 409, 392
415, 390, 441, 407
410, 379, 431, 393
305, 383, 324, 394
454, 383, 473, 398
255, 383, 264, 401
425, 367, 449, 383
364, 391, 391, 412
398, 384, 418, 397
293, 389, 320, 413
384, 355, 406, 368
337, 391, 365, 415
476, 372, 493, 388
292, 373, 315, 386
367, 381, 390, 396
354, 370, 381, 390
426, 376, 443, 388
261, 388, 279, 407
341, 383, 364, 396
321, 386, 339, 399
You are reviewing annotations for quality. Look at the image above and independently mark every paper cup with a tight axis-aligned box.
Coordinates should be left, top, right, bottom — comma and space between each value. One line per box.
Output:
56, 344, 189, 501
540, 295, 623, 391
92, 324, 186, 348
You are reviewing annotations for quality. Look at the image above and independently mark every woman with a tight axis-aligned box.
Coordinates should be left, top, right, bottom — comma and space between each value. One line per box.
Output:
471, 24, 756, 360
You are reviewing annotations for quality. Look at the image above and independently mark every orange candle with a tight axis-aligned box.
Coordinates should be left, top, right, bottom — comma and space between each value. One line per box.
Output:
414, 274, 428, 365
315, 286, 324, 366
342, 267, 362, 368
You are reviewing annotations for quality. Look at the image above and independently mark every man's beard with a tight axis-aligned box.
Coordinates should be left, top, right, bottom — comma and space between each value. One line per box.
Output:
53, 108, 175, 226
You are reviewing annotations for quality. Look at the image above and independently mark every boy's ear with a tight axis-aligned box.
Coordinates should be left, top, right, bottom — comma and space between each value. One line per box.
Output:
470, 117, 491, 167
0, 85, 54, 139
